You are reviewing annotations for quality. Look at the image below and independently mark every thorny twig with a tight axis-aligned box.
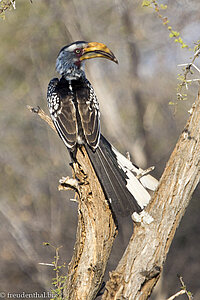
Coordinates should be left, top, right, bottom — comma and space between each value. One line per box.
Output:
177, 48, 200, 100
142, 1, 200, 104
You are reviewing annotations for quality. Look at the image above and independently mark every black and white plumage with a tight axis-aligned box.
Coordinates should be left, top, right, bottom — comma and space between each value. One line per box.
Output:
47, 41, 158, 217
47, 76, 100, 152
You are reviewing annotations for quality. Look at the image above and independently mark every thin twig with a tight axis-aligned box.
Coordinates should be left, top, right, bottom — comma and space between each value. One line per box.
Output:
167, 289, 186, 300
192, 63, 200, 73
179, 276, 193, 300
185, 79, 200, 83
38, 262, 54, 267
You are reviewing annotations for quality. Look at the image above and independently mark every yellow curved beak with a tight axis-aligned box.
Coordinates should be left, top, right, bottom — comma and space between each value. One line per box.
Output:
80, 42, 118, 64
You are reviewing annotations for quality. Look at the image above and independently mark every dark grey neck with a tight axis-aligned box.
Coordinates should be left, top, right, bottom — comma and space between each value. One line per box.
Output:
62, 67, 85, 81
56, 59, 86, 81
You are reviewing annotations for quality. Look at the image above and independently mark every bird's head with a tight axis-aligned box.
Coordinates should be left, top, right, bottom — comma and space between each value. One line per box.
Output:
56, 41, 118, 80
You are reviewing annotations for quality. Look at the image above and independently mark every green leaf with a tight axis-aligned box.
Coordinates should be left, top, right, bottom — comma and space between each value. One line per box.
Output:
142, 0, 151, 7
160, 4, 167, 10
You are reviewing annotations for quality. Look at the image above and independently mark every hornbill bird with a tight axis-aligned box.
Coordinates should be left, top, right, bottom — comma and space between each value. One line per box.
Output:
47, 41, 158, 217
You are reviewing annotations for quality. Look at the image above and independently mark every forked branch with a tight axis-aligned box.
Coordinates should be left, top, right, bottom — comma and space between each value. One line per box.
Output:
28, 90, 200, 299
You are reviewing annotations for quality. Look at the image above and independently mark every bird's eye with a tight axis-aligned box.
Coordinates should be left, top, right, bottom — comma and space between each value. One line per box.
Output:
75, 49, 81, 54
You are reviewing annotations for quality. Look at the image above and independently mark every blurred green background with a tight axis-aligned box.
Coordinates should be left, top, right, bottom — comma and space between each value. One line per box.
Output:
0, 1, 199, 299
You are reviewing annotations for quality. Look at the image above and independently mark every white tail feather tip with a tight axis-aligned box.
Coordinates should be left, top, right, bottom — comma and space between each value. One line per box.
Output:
132, 211, 154, 225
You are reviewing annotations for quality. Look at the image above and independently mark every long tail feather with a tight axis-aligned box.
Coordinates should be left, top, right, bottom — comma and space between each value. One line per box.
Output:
85, 135, 158, 217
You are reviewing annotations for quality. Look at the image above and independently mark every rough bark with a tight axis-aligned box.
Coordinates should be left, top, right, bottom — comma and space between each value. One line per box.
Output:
27, 105, 117, 300
62, 148, 117, 300
102, 93, 200, 299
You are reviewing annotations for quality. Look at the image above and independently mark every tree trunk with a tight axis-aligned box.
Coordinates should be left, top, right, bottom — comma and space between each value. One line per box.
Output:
102, 93, 200, 299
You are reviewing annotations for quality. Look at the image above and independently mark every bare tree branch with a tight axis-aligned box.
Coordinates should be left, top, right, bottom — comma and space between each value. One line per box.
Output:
102, 92, 200, 299
63, 148, 117, 300
28, 105, 117, 300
